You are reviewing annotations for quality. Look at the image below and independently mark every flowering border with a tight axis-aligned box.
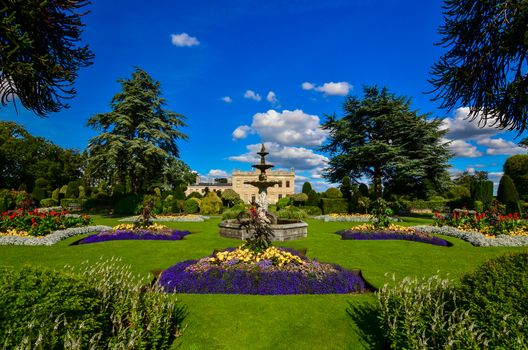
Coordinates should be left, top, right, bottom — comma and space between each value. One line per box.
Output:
79, 229, 190, 244
314, 215, 400, 223
0, 226, 111, 246
412, 225, 528, 247
159, 248, 369, 295
337, 229, 451, 247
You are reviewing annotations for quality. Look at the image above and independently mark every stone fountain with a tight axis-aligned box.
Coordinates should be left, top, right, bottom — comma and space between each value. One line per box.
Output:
219, 144, 307, 241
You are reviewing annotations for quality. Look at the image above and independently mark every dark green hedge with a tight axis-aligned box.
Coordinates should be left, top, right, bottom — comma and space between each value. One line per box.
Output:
321, 198, 348, 214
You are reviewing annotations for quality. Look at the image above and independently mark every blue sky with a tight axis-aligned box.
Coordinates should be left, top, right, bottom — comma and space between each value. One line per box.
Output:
1, 0, 525, 192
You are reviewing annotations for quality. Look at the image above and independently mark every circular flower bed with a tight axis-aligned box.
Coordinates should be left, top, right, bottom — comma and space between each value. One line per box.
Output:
159, 246, 368, 295
79, 223, 190, 244
337, 224, 451, 247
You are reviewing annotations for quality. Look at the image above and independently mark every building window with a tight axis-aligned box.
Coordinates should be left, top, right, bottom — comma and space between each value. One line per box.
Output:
278, 181, 282, 188
278, 194, 282, 199
286, 180, 290, 188
251, 195, 256, 203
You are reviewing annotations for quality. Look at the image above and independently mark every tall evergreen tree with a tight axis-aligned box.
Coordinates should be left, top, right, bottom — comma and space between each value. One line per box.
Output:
301, 182, 312, 195
0, 0, 94, 116
87, 68, 190, 194
321, 86, 452, 199
430, 0, 528, 132
503, 155, 528, 200
497, 175, 521, 214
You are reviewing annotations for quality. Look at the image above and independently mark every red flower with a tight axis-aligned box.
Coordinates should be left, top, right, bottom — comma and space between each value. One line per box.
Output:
514, 212, 519, 220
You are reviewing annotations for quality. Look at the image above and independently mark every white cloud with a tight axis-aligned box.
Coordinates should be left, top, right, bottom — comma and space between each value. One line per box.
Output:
221, 96, 232, 103
171, 33, 200, 47
207, 169, 229, 178
442, 107, 501, 141
266, 91, 279, 106
476, 137, 525, 156
301, 82, 315, 90
232, 125, 253, 140
232, 109, 327, 147
244, 90, 261, 101
302, 81, 352, 96
445, 139, 483, 158
229, 142, 329, 171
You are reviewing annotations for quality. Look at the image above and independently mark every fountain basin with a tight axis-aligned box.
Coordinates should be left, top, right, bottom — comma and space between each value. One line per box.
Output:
219, 219, 308, 241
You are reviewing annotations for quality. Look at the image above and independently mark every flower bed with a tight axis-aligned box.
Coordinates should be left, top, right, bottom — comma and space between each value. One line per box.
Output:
78, 223, 190, 244
336, 224, 451, 247
0, 209, 91, 237
314, 214, 400, 223
159, 246, 368, 295
118, 214, 209, 222
414, 225, 528, 247
0, 226, 111, 246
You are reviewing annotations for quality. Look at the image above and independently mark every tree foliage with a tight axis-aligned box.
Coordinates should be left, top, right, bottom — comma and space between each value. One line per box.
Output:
503, 155, 528, 199
301, 182, 312, 194
0, 121, 83, 191
430, 0, 528, 132
321, 86, 452, 199
0, 0, 94, 116
86, 68, 191, 194
497, 175, 521, 214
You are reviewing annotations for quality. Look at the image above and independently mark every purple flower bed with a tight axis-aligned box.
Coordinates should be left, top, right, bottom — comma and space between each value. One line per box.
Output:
337, 229, 451, 247
79, 229, 190, 244
158, 249, 369, 295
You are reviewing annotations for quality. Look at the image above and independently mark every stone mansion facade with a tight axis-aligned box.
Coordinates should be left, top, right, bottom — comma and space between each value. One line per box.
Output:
185, 169, 295, 204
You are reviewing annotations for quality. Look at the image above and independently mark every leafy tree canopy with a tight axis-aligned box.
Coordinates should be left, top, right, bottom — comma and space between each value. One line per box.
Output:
86, 67, 190, 194
0, 121, 83, 190
430, 0, 528, 132
0, 0, 94, 116
321, 86, 452, 199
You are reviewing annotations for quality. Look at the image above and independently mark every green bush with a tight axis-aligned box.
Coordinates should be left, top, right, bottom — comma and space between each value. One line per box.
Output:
456, 252, 528, 348
184, 197, 201, 214
324, 187, 343, 198
497, 175, 521, 214
473, 200, 484, 213
60, 198, 81, 208
51, 188, 60, 201
276, 197, 292, 210
200, 191, 223, 215
303, 205, 322, 216
115, 195, 143, 215
301, 182, 312, 194
186, 191, 203, 199
40, 198, 58, 207
290, 193, 308, 206
221, 204, 247, 220
470, 180, 493, 204
0, 261, 185, 349
276, 206, 308, 220
306, 190, 320, 207
0, 266, 107, 348
377, 252, 528, 349
221, 189, 242, 208
504, 154, 528, 199
31, 185, 47, 202
321, 198, 348, 214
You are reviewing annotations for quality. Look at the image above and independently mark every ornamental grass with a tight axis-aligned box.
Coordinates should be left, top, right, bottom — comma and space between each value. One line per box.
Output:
159, 246, 368, 295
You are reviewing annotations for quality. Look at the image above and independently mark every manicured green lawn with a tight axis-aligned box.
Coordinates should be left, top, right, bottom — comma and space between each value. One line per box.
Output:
1, 216, 526, 349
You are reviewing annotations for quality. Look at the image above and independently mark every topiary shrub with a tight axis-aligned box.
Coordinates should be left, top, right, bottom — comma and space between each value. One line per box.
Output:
200, 191, 223, 215
0, 189, 17, 213
306, 189, 320, 207
497, 174, 521, 214
324, 187, 343, 198
65, 181, 80, 198
470, 180, 493, 204
31, 185, 46, 202
51, 188, 60, 201
40, 198, 58, 207
290, 193, 308, 207
184, 197, 201, 214
321, 198, 348, 214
